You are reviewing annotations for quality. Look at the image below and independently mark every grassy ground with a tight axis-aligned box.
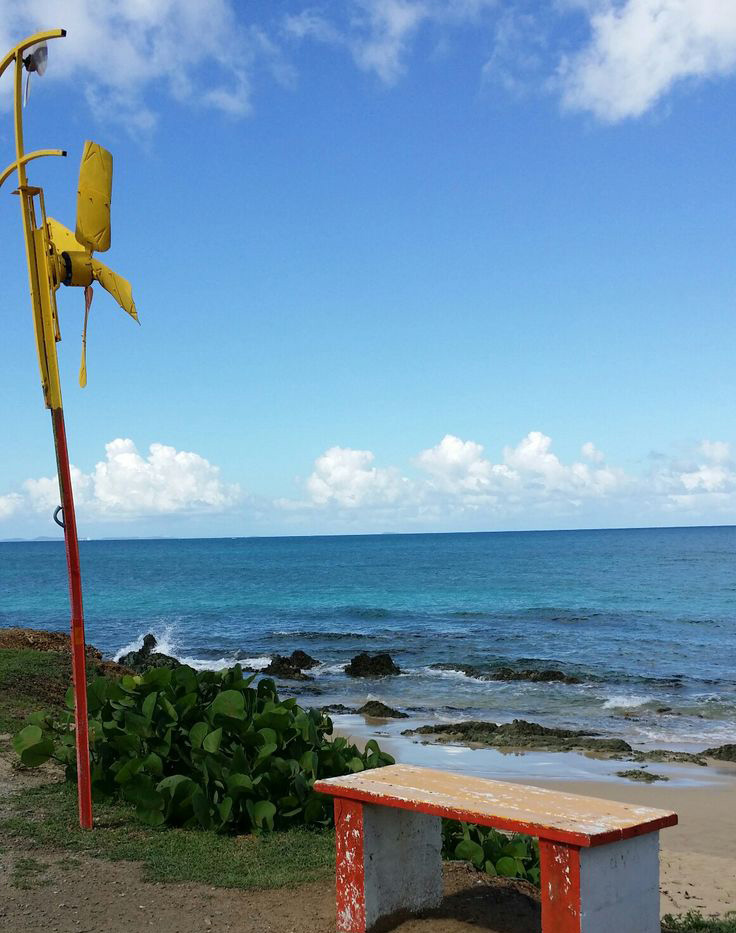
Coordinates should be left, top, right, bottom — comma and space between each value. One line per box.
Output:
1, 780, 335, 890
662, 913, 736, 932
0, 647, 71, 732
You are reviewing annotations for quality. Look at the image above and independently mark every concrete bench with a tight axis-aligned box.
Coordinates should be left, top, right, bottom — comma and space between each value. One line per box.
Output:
314, 763, 677, 933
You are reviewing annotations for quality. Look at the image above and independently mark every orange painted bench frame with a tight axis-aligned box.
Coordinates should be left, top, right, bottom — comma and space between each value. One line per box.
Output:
315, 764, 678, 933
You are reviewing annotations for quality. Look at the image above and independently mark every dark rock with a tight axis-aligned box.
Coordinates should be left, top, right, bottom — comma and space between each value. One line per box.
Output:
118, 633, 181, 673
345, 652, 400, 677
428, 662, 580, 685
263, 655, 313, 681
491, 667, 581, 685
631, 749, 708, 767
289, 649, 319, 670
655, 707, 673, 714
402, 718, 632, 754
616, 769, 669, 783
321, 704, 357, 715
358, 701, 408, 719
703, 743, 736, 762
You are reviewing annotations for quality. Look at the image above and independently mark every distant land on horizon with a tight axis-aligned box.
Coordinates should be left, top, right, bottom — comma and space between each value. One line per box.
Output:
1, 523, 735, 544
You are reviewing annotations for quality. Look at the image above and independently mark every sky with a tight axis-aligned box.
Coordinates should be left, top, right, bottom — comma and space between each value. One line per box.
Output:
0, 0, 735, 539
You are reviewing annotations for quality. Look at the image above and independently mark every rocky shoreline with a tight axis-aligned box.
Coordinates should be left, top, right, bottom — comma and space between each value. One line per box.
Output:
9, 628, 733, 775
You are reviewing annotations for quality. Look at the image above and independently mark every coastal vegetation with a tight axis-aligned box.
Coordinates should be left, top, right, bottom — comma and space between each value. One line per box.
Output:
13, 662, 394, 831
1, 635, 731, 930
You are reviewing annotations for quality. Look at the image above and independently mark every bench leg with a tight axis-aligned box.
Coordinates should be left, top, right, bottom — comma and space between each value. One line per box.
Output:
333, 799, 443, 932
540, 833, 661, 933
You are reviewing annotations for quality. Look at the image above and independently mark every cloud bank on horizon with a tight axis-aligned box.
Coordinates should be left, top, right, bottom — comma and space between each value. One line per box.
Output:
2, 0, 736, 128
2, 432, 734, 533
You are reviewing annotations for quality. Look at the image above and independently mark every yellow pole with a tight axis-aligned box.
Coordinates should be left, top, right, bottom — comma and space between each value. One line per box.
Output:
2, 29, 94, 829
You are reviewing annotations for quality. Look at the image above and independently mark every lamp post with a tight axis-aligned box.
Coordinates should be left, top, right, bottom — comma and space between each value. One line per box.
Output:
1, 30, 139, 830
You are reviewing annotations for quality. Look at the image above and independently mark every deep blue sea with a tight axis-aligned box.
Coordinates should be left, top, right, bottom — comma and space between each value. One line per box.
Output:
1, 526, 735, 753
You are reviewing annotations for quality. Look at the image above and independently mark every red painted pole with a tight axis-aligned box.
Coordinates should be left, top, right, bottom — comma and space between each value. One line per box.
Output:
51, 406, 93, 829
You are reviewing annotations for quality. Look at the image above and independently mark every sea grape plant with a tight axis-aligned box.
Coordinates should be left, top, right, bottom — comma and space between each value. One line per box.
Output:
13, 663, 394, 831
442, 820, 540, 885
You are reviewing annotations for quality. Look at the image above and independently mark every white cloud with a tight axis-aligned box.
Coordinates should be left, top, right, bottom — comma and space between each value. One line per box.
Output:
21, 438, 240, 519
0, 0, 287, 130
668, 440, 736, 499
282, 430, 630, 518
559, 0, 736, 121
415, 434, 516, 497
305, 445, 409, 507
284, 0, 498, 85
0, 493, 22, 519
581, 441, 605, 463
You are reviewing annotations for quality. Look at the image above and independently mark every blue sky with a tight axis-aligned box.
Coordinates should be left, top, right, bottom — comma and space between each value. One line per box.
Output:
1, 0, 735, 538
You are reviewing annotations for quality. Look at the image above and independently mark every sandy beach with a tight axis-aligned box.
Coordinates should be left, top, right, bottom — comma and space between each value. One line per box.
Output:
333, 716, 736, 919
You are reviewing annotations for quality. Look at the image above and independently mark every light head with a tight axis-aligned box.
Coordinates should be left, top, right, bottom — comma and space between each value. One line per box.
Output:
23, 42, 48, 75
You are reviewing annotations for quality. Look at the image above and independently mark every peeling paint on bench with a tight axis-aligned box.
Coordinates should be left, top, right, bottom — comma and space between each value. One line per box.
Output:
315, 763, 677, 847
316, 764, 677, 932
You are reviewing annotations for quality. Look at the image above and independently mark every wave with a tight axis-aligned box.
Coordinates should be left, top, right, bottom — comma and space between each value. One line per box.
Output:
602, 694, 653, 710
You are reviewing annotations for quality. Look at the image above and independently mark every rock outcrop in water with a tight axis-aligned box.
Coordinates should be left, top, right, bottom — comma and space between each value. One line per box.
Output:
429, 662, 580, 685
264, 654, 313, 680
616, 769, 669, 783
118, 633, 181, 673
703, 743, 736, 762
402, 719, 632, 754
358, 701, 408, 719
289, 649, 319, 670
345, 652, 401, 677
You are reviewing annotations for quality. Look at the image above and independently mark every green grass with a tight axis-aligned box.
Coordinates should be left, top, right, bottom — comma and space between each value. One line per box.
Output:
662, 912, 736, 932
1, 780, 335, 890
10, 855, 52, 890
0, 648, 70, 732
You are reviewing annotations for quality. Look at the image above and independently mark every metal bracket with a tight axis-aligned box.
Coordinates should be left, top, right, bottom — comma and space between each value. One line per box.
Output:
53, 505, 65, 528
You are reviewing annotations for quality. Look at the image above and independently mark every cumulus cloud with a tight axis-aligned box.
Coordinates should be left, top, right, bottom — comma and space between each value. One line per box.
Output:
279, 430, 631, 519
0, 493, 22, 520
0, 0, 290, 131
415, 434, 516, 498
304, 445, 409, 507
657, 440, 736, 509
20, 438, 240, 519
559, 0, 736, 121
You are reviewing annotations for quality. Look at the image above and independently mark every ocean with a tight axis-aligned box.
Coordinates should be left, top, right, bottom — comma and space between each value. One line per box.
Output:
1, 526, 734, 754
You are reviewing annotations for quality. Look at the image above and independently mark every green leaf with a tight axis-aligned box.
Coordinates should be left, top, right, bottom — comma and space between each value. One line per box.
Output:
202, 727, 222, 753
348, 757, 364, 773
192, 789, 213, 829
142, 691, 158, 721
114, 756, 143, 785
217, 796, 233, 828
483, 860, 498, 876
211, 689, 245, 719
503, 841, 529, 859
189, 721, 208, 750
495, 857, 519, 878
13, 725, 54, 767
226, 773, 253, 796
143, 667, 172, 688
455, 839, 485, 868
253, 800, 276, 831
142, 752, 163, 776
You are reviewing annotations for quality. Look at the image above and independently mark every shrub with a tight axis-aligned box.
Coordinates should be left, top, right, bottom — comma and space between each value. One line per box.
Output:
442, 820, 540, 885
13, 664, 393, 831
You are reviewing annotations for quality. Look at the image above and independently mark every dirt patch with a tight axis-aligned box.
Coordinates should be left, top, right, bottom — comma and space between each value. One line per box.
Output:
0, 845, 540, 933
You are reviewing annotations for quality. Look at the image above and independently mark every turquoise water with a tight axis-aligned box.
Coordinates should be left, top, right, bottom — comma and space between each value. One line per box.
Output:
1, 526, 734, 751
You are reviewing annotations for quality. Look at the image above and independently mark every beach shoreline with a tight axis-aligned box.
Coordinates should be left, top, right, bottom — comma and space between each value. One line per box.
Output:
331, 715, 736, 919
